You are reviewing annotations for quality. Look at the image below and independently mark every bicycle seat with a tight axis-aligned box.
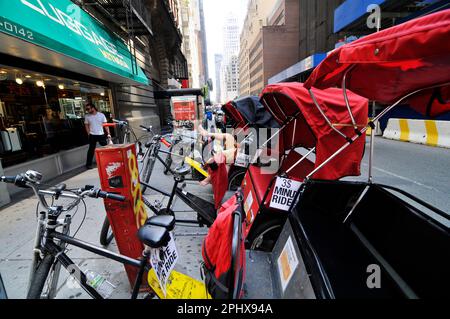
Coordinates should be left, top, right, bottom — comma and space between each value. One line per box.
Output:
146, 215, 175, 232
137, 225, 170, 248
174, 165, 190, 176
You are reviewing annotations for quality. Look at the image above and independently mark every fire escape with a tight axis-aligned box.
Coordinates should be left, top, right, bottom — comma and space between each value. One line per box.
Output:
75, 0, 153, 80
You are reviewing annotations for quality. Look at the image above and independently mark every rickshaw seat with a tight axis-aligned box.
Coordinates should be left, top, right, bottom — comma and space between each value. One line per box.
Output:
291, 180, 449, 298
247, 165, 276, 204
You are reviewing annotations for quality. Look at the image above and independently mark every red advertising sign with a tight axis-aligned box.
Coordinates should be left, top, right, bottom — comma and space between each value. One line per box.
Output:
171, 96, 196, 121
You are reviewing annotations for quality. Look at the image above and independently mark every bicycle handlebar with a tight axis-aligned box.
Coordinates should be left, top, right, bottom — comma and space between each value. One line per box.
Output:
1, 172, 126, 211
113, 119, 128, 126
96, 190, 126, 202
0, 175, 29, 188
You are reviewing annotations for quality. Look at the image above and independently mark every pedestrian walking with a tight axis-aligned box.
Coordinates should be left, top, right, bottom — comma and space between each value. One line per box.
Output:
84, 103, 110, 169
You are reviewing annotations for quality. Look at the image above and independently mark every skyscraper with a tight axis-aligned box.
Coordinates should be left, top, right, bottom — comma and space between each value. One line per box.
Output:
214, 54, 223, 103
198, 0, 209, 85
220, 12, 240, 102
180, 0, 209, 88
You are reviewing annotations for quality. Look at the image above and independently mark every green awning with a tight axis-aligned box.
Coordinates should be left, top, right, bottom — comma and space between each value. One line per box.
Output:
0, 0, 148, 85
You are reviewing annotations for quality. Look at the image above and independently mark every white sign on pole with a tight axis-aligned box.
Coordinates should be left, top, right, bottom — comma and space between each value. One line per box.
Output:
269, 177, 302, 211
277, 236, 299, 292
149, 233, 179, 296
235, 149, 250, 168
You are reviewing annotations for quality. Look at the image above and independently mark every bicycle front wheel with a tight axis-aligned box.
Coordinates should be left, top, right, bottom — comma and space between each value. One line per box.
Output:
140, 147, 155, 194
27, 254, 55, 299
99, 217, 114, 246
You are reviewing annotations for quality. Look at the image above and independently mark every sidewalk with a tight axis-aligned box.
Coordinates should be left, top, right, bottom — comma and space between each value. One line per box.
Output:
0, 158, 212, 299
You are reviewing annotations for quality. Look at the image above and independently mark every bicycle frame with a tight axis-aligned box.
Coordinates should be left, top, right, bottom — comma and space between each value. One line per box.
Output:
141, 144, 216, 226
40, 220, 149, 299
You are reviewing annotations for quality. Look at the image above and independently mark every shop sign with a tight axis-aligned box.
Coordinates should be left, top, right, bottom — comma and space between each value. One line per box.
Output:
0, 0, 148, 85
171, 96, 197, 129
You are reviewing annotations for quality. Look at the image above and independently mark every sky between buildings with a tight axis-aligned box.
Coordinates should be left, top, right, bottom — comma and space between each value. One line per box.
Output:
203, 0, 249, 99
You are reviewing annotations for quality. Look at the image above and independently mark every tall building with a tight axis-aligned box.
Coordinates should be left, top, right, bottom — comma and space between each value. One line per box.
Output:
179, 0, 208, 88
198, 0, 209, 86
214, 54, 223, 103
220, 13, 240, 102
239, 0, 300, 96
239, 0, 275, 96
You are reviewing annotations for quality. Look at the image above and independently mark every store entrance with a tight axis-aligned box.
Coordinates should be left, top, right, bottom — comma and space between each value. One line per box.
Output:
0, 65, 113, 168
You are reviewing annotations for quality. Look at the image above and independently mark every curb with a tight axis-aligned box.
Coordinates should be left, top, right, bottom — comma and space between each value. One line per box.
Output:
383, 118, 450, 148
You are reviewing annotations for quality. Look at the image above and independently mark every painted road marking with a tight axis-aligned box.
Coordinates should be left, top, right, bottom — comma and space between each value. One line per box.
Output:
362, 163, 441, 192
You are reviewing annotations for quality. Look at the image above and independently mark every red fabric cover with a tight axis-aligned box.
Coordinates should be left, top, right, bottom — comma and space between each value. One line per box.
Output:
202, 195, 246, 298
207, 152, 229, 209
222, 101, 246, 129
260, 83, 368, 180
408, 86, 450, 117
280, 150, 315, 181
304, 10, 450, 111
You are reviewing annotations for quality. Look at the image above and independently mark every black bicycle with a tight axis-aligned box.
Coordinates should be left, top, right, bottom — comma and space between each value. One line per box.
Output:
0, 170, 176, 299
99, 133, 220, 247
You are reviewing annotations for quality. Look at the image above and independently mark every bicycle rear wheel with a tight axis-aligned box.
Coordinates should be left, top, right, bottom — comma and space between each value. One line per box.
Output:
140, 145, 155, 194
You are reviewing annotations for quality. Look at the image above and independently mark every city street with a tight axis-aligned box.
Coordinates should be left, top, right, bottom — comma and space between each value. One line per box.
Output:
347, 137, 450, 225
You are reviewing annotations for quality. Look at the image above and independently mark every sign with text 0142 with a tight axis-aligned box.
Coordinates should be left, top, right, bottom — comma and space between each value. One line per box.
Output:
149, 233, 179, 296
269, 177, 302, 211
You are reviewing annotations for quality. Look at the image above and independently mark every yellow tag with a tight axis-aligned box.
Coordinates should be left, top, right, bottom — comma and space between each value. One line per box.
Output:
147, 269, 211, 299
184, 157, 209, 178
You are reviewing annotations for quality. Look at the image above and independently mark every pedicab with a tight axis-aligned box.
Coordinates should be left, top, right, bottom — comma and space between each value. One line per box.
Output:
221, 96, 280, 190
239, 10, 450, 299
241, 83, 369, 252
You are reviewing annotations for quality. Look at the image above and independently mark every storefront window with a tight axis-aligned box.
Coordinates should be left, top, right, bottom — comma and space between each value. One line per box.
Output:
0, 65, 113, 168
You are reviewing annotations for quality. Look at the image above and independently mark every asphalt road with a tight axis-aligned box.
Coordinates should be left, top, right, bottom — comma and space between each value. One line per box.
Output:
344, 137, 450, 224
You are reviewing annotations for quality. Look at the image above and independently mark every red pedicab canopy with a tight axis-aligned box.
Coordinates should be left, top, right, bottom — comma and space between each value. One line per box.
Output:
260, 83, 368, 180
222, 100, 247, 129
304, 9, 450, 116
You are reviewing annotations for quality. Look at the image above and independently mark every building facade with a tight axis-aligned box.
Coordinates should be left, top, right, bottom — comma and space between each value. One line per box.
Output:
0, 0, 187, 203
179, 0, 208, 89
239, 0, 300, 97
238, 0, 275, 97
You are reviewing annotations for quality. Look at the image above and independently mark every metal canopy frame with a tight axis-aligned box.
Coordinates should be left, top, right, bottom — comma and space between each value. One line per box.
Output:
307, 67, 450, 183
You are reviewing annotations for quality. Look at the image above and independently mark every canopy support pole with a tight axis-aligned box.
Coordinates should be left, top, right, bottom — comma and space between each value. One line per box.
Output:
368, 101, 377, 183
308, 89, 353, 143
285, 147, 316, 175
342, 65, 358, 131
272, 95, 289, 120
250, 115, 297, 164
235, 122, 250, 137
